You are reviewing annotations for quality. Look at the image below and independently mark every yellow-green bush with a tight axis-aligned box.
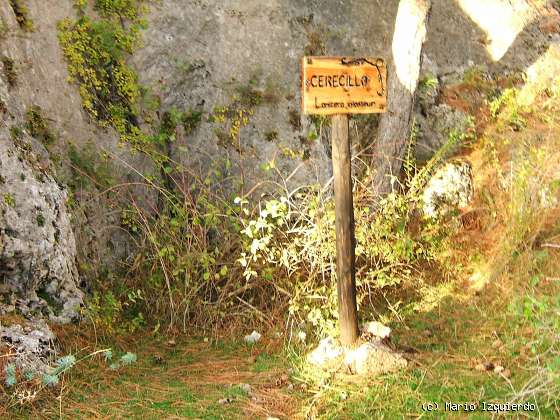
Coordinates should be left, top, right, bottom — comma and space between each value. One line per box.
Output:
8, 0, 34, 32
57, 1, 146, 145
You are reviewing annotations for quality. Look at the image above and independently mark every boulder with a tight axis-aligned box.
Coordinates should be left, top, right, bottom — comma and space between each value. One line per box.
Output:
0, 130, 83, 323
415, 104, 472, 162
307, 336, 407, 376
422, 160, 473, 218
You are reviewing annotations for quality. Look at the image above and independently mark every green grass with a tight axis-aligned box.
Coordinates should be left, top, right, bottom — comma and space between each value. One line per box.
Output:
292, 275, 559, 419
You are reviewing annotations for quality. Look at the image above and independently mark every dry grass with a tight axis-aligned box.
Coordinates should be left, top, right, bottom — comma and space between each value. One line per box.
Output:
1, 325, 300, 419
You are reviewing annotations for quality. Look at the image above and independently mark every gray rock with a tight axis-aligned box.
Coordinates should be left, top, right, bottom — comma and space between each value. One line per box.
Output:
307, 336, 407, 376
343, 341, 407, 376
361, 321, 392, 339
0, 319, 56, 374
415, 104, 472, 162
0, 130, 83, 323
307, 337, 344, 367
422, 160, 473, 218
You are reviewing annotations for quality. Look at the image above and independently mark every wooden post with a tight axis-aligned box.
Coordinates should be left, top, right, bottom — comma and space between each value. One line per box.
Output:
331, 114, 359, 346
301, 56, 387, 347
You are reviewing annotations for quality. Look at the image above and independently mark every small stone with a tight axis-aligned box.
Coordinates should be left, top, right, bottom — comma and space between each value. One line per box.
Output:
3, 305, 15, 313
493, 365, 505, 374
218, 397, 232, 405
166, 339, 176, 347
238, 383, 252, 394
423, 329, 433, 338
244, 330, 262, 344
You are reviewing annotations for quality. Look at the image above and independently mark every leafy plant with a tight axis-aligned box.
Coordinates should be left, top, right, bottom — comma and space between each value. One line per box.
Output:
57, 1, 147, 146
25, 105, 55, 145
4, 364, 17, 387
2, 56, 17, 87
3, 193, 16, 207
8, 0, 34, 32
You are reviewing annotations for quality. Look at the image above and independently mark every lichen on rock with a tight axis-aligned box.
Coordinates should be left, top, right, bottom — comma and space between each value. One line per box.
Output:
0, 319, 56, 375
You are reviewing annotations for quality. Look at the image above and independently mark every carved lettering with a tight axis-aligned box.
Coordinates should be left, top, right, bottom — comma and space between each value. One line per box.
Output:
302, 56, 387, 115
306, 74, 371, 89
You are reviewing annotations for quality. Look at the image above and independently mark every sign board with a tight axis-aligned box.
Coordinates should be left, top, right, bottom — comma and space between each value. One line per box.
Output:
301, 56, 387, 115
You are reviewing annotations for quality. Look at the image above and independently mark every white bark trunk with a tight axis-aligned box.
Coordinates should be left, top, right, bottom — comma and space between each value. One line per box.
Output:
372, 0, 432, 196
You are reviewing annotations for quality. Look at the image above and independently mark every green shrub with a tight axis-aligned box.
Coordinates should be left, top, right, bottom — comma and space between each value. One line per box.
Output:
25, 105, 55, 145
57, 1, 147, 146
2, 56, 17, 87
67, 142, 115, 190
8, 0, 34, 32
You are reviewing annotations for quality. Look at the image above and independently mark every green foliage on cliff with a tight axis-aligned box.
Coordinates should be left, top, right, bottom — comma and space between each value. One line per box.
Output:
8, 0, 34, 32
26, 105, 55, 145
57, 1, 147, 145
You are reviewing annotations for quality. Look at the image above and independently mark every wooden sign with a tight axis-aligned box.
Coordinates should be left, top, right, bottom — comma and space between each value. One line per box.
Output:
299, 56, 388, 346
301, 56, 387, 115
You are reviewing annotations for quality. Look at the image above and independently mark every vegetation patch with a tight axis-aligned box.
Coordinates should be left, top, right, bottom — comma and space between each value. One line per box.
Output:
3, 193, 16, 207
264, 130, 278, 142
67, 142, 115, 191
8, 0, 34, 32
1, 56, 17, 87
25, 105, 55, 146
9, 125, 23, 141
57, 0, 147, 147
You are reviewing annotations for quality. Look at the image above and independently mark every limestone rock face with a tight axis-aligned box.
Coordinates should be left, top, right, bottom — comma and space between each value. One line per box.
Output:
415, 103, 472, 162
422, 160, 473, 218
132, 0, 399, 191
0, 131, 83, 323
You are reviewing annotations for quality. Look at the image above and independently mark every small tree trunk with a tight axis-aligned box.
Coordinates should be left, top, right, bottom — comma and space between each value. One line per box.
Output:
372, 0, 432, 196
